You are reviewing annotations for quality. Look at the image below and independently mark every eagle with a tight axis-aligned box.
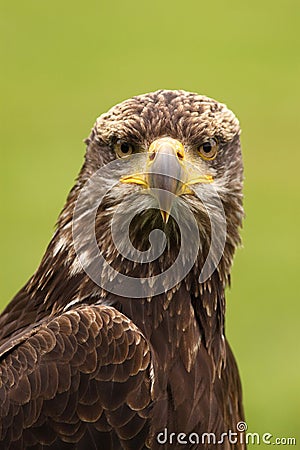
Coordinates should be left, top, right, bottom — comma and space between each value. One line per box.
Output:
0, 90, 246, 449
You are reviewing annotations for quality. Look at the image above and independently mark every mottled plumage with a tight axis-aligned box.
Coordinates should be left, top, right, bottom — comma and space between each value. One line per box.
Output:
0, 90, 245, 449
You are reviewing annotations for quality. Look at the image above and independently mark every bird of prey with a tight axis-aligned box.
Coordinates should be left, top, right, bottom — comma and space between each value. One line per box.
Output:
0, 90, 246, 449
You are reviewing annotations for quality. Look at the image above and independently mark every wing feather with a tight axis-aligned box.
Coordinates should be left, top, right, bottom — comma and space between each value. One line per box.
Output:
0, 304, 151, 449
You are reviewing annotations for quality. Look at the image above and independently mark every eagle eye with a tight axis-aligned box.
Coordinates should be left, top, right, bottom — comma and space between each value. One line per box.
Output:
115, 140, 135, 158
198, 138, 218, 160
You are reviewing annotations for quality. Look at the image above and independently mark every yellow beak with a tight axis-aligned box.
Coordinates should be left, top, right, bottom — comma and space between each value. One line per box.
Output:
120, 137, 213, 223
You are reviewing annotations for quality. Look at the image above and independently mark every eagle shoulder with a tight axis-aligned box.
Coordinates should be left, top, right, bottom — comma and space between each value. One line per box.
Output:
0, 304, 152, 449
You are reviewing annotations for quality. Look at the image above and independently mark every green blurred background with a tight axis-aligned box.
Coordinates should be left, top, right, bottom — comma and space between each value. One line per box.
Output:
1, 0, 299, 446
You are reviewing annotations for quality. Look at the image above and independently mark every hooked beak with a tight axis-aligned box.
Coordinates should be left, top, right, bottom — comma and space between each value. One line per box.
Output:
120, 137, 213, 223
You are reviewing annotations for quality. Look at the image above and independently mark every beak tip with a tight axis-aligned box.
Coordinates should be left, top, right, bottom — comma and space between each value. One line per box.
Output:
160, 210, 170, 224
